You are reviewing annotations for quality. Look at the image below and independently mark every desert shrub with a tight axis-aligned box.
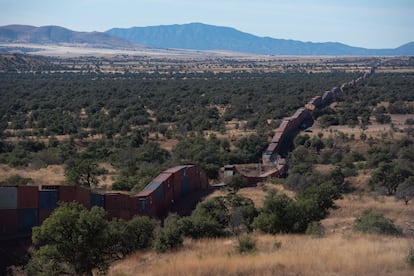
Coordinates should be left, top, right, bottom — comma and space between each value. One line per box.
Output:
181, 197, 229, 238
153, 214, 184, 253
406, 118, 414, 125
305, 221, 326, 238
224, 174, 248, 193
237, 235, 256, 254
273, 240, 282, 250
353, 209, 402, 236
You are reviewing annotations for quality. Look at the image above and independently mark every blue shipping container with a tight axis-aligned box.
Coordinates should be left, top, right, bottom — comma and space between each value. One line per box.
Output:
90, 193, 105, 208
182, 170, 189, 194
38, 189, 58, 210
18, 209, 38, 232
0, 187, 18, 209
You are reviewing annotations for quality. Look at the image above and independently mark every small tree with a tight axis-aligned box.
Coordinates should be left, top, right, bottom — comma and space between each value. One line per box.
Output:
27, 203, 111, 275
153, 214, 184, 253
65, 158, 100, 188
224, 174, 248, 193
395, 176, 414, 205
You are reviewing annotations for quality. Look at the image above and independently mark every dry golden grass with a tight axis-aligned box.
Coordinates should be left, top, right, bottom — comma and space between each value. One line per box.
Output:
323, 194, 414, 235
109, 178, 414, 276
0, 164, 65, 185
109, 233, 413, 276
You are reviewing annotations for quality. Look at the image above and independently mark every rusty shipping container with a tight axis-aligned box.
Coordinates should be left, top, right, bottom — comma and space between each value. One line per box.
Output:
129, 196, 140, 216
165, 166, 186, 199
18, 209, 38, 232
0, 187, 18, 210
59, 186, 91, 208
136, 189, 159, 217
155, 173, 174, 207
105, 193, 130, 220
17, 186, 39, 209
38, 209, 53, 225
187, 165, 198, 190
0, 209, 18, 235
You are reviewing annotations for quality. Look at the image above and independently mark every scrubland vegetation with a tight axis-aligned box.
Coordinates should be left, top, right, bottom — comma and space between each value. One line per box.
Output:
1, 55, 414, 275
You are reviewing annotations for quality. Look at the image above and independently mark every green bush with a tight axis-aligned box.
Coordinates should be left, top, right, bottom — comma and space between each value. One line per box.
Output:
305, 221, 326, 238
238, 235, 256, 254
153, 214, 184, 253
353, 209, 402, 236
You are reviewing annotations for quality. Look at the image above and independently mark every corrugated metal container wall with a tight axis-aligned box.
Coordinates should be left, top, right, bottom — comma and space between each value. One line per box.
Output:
172, 169, 182, 199
129, 196, 140, 216
90, 193, 105, 208
59, 186, 91, 208
105, 193, 130, 220
38, 189, 58, 210
18, 209, 38, 232
0, 210, 18, 235
159, 174, 174, 208
38, 209, 53, 225
58, 186, 77, 203
76, 186, 91, 208
17, 186, 39, 209
104, 193, 119, 210
0, 187, 18, 209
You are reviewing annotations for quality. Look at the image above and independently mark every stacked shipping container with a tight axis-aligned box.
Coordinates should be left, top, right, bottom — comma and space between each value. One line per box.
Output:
0, 187, 18, 235
1, 164, 208, 237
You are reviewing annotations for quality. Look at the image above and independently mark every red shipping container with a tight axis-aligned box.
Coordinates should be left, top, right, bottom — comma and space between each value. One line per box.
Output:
18, 186, 39, 209
0, 209, 18, 235
59, 186, 91, 209
106, 209, 131, 221
187, 165, 198, 190
38, 209, 53, 225
129, 196, 140, 215
75, 186, 91, 209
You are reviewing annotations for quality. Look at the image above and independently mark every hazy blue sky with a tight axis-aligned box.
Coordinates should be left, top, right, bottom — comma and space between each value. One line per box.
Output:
1, 0, 413, 48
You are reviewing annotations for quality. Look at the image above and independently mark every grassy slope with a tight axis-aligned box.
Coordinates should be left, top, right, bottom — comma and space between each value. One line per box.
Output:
109, 233, 412, 276
109, 181, 414, 276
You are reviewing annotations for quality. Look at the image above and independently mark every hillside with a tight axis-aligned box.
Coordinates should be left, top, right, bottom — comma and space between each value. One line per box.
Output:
0, 25, 140, 49
106, 23, 414, 56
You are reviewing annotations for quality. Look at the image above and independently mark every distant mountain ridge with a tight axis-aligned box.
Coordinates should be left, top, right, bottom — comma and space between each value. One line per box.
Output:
0, 25, 139, 49
0, 23, 413, 56
107, 23, 414, 56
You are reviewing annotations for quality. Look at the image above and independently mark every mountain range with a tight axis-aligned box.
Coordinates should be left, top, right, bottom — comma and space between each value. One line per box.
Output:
1, 23, 413, 56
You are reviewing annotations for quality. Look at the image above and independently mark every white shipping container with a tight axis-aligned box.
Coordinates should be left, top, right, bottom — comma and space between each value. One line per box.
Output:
0, 187, 18, 209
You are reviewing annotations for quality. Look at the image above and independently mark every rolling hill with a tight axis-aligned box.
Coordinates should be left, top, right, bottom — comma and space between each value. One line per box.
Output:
0, 25, 139, 49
